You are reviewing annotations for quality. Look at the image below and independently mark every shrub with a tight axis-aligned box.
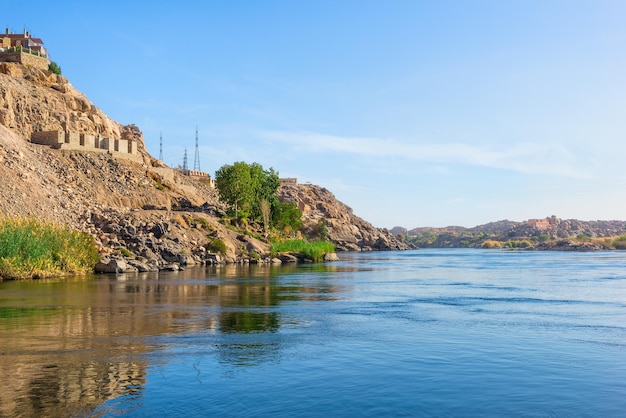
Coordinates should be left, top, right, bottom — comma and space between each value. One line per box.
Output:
191, 217, 210, 229
613, 235, 626, 250
119, 248, 133, 258
481, 240, 503, 249
48, 61, 62, 75
206, 239, 227, 255
172, 215, 187, 227
576, 234, 591, 242
0, 216, 99, 280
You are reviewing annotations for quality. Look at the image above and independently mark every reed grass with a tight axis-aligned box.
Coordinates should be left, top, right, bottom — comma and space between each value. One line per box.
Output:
0, 216, 99, 280
271, 239, 335, 262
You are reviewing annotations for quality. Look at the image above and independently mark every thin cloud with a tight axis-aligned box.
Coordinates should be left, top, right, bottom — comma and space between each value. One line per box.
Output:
260, 131, 591, 179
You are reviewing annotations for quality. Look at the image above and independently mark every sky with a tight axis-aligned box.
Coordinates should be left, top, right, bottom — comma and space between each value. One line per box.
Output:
4, 1, 626, 228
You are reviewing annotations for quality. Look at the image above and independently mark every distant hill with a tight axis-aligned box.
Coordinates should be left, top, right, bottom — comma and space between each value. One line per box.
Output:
391, 217, 626, 250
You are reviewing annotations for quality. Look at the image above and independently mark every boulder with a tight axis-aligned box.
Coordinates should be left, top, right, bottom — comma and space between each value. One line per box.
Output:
95, 258, 136, 273
324, 252, 340, 262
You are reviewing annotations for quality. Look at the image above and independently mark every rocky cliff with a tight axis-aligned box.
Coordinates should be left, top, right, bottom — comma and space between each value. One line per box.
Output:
0, 63, 144, 149
0, 62, 409, 274
280, 184, 411, 251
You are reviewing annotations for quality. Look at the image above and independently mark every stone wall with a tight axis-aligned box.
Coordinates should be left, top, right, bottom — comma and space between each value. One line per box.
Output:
0, 51, 49, 71
31, 130, 63, 147
31, 130, 142, 162
177, 169, 215, 188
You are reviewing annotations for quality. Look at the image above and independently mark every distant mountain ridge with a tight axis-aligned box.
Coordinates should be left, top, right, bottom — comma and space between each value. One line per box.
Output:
391, 217, 626, 249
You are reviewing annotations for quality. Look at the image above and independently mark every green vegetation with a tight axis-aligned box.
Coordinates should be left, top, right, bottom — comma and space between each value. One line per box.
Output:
272, 202, 303, 235
316, 218, 328, 241
215, 161, 279, 220
119, 248, 133, 258
613, 235, 626, 250
0, 216, 99, 280
215, 161, 302, 236
206, 238, 227, 255
185, 215, 211, 229
48, 61, 62, 75
271, 239, 335, 262
503, 239, 533, 249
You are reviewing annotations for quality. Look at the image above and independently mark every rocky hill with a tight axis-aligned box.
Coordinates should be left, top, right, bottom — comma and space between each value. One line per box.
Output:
392, 217, 626, 249
0, 62, 408, 274
279, 184, 411, 252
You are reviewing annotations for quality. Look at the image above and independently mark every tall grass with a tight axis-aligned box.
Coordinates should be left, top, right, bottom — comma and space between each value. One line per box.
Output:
0, 216, 99, 280
271, 239, 335, 262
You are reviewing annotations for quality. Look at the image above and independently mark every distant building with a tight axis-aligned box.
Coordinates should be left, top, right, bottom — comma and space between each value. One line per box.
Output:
527, 218, 552, 231
280, 178, 298, 186
0, 28, 50, 70
1, 28, 48, 58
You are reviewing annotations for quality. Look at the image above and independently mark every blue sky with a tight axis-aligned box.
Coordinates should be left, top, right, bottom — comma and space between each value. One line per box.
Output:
4, 1, 626, 228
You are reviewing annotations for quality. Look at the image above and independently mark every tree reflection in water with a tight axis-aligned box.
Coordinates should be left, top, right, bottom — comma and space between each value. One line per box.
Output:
0, 262, 349, 416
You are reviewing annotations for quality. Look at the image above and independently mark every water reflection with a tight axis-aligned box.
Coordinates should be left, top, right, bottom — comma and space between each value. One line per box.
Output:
0, 263, 344, 416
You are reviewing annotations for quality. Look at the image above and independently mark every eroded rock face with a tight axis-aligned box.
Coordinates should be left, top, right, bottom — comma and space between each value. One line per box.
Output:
0, 62, 145, 157
279, 184, 412, 251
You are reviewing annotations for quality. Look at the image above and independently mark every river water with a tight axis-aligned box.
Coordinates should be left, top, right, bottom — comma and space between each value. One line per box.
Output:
0, 249, 625, 417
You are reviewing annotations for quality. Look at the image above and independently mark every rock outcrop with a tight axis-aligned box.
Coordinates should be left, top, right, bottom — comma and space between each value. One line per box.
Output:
279, 184, 412, 251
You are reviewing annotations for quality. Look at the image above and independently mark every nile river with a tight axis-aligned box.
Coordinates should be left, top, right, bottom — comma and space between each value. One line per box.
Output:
1, 249, 625, 417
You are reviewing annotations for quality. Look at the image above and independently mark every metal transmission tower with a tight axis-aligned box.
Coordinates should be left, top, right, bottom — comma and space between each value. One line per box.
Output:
159, 132, 163, 161
183, 148, 189, 171
193, 126, 201, 171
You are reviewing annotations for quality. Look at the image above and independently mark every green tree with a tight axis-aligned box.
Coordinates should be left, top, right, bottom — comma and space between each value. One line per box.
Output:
273, 202, 303, 235
215, 161, 254, 220
215, 162, 282, 224
249, 163, 280, 221
48, 61, 62, 75
215, 161, 304, 235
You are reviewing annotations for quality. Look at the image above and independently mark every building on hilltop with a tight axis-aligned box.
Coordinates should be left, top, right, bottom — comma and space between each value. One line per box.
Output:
0, 28, 49, 70
280, 178, 298, 186
1, 28, 47, 57
527, 218, 553, 231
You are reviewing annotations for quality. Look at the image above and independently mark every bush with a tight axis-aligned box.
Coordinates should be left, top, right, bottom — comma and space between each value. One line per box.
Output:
191, 217, 210, 229
119, 248, 133, 258
271, 239, 335, 262
481, 240, 503, 249
0, 216, 99, 280
48, 61, 62, 75
206, 238, 227, 255
613, 235, 626, 250
172, 215, 187, 227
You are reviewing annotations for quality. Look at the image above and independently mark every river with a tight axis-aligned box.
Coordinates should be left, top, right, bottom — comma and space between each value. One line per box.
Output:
0, 249, 625, 417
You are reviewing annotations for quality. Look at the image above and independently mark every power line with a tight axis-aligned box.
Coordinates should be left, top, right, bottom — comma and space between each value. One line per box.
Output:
183, 148, 188, 171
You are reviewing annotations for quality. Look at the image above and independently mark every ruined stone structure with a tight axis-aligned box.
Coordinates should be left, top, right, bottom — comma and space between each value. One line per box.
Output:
280, 178, 298, 185
31, 130, 142, 162
178, 169, 215, 188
